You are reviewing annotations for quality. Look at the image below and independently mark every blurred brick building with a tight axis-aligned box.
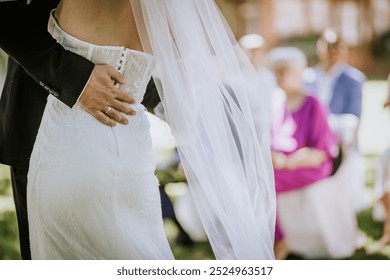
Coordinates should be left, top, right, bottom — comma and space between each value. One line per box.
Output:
216, 0, 390, 77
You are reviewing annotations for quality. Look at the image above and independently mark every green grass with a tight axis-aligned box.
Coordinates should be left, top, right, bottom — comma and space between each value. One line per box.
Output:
348, 208, 390, 260
357, 208, 384, 241
173, 242, 214, 260
163, 219, 214, 260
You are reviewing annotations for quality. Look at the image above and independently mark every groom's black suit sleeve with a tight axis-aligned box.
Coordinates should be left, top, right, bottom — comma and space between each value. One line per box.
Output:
0, 0, 94, 107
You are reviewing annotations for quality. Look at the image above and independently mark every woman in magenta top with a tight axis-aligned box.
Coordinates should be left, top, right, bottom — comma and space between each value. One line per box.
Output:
272, 94, 337, 193
267, 47, 337, 259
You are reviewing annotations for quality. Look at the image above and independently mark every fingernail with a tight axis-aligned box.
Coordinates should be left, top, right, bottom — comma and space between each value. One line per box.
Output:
131, 111, 136, 116
124, 119, 129, 124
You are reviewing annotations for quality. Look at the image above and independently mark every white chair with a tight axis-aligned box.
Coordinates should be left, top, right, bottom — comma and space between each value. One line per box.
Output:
328, 114, 370, 212
277, 114, 365, 259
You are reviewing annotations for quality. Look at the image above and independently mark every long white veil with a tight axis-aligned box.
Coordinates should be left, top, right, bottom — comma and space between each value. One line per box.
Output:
132, 0, 276, 259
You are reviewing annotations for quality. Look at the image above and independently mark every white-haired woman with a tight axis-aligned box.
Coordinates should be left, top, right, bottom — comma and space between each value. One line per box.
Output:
267, 47, 338, 259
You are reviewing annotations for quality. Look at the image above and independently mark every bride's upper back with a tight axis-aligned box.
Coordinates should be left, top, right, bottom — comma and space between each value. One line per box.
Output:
55, 0, 143, 51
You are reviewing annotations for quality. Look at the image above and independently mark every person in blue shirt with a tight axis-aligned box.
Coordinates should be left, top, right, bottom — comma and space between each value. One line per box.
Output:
303, 28, 369, 213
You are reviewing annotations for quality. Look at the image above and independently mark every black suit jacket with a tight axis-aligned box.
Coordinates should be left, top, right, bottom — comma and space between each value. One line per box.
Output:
0, 0, 160, 169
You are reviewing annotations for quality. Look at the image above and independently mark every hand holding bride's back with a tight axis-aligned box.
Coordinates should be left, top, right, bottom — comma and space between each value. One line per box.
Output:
78, 64, 137, 127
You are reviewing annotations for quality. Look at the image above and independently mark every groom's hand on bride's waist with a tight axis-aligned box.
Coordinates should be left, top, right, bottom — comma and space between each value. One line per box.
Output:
77, 64, 136, 127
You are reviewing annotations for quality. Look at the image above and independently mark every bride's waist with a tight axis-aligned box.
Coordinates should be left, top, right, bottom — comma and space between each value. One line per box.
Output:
45, 96, 150, 132
48, 10, 154, 104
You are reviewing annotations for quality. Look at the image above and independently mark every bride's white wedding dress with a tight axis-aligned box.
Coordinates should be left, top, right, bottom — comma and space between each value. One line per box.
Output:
27, 12, 174, 259
26, 0, 278, 260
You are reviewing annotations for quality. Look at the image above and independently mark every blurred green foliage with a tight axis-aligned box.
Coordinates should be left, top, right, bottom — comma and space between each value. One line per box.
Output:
156, 169, 186, 186
0, 211, 21, 260
0, 178, 11, 196
278, 34, 319, 67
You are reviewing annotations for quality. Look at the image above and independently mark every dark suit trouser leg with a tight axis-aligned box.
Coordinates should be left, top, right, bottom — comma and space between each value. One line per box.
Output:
10, 166, 31, 260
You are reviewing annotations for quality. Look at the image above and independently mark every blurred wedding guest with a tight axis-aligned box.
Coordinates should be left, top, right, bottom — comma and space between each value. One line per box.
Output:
372, 73, 390, 246
304, 28, 364, 118
267, 47, 338, 259
238, 33, 276, 87
303, 28, 368, 212
239, 33, 277, 143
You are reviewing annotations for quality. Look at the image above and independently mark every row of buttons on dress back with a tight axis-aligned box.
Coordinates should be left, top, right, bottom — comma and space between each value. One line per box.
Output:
117, 47, 126, 72
114, 47, 126, 88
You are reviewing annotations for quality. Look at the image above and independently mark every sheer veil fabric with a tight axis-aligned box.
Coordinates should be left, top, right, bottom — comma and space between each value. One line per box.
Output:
132, 0, 276, 259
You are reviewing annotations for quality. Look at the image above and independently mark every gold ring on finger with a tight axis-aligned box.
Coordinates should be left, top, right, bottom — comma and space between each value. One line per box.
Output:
105, 106, 112, 114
